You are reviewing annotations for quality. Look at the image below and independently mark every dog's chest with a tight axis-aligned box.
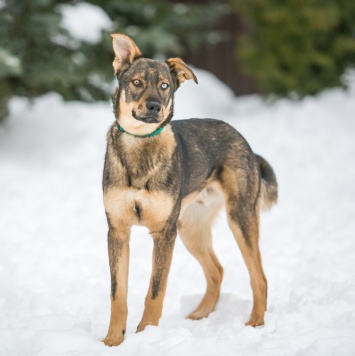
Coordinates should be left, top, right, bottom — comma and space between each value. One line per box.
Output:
104, 187, 174, 231
114, 129, 176, 189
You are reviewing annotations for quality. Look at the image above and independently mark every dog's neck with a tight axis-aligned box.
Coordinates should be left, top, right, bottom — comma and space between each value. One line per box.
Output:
116, 121, 163, 138
116, 123, 175, 148
113, 122, 176, 188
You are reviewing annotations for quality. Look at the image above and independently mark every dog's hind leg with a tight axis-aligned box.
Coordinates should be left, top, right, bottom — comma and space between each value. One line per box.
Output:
178, 190, 223, 320
224, 189, 267, 326
228, 215, 267, 326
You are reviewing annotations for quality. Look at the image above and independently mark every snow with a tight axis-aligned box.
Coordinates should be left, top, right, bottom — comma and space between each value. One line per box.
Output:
59, 3, 112, 44
1, 67, 355, 356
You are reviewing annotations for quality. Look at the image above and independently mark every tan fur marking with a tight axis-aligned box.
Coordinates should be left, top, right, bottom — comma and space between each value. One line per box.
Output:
180, 181, 223, 217
137, 288, 165, 332
180, 191, 200, 217
178, 184, 224, 319
117, 91, 173, 136
118, 91, 161, 136
166, 57, 198, 84
102, 241, 129, 346
137, 234, 176, 332
227, 217, 267, 326
104, 188, 137, 228
162, 98, 172, 122
217, 166, 267, 326
104, 188, 174, 232
136, 190, 174, 232
103, 299, 127, 346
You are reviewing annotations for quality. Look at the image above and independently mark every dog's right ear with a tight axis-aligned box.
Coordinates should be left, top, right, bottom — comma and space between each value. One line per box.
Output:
166, 58, 198, 89
111, 33, 142, 75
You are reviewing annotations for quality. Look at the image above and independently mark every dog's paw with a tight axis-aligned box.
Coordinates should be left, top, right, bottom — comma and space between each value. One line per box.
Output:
102, 333, 124, 347
245, 315, 264, 327
136, 310, 161, 333
136, 321, 152, 333
136, 318, 159, 333
136, 322, 145, 333
186, 309, 210, 320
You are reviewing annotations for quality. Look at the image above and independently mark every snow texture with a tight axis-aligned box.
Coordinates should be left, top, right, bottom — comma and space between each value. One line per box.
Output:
59, 3, 112, 44
1, 68, 355, 356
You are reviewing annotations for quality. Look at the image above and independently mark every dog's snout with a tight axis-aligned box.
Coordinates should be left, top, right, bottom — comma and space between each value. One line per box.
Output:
146, 101, 161, 114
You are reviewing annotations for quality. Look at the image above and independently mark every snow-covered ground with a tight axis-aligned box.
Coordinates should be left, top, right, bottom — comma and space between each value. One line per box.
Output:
1, 68, 355, 356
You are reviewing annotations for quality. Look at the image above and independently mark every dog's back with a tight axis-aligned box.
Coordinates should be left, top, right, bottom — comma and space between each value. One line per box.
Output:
171, 118, 277, 211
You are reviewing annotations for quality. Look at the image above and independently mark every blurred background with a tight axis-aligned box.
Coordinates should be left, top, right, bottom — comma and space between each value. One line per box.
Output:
1, 0, 355, 122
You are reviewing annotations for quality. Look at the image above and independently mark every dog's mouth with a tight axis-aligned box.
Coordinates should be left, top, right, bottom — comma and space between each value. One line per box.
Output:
132, 110, 162, 124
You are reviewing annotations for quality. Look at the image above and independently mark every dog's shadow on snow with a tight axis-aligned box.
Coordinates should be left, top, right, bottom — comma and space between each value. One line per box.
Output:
119, 294, 254, 348
162, 293, 252, 334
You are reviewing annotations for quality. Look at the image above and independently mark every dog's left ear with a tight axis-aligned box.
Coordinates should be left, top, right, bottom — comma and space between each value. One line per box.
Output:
166, 58, 198, 88
111, 33, 142, 75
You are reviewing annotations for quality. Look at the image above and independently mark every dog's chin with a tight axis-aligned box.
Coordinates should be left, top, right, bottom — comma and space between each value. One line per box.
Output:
132, 111, 162, 124
118, 113, 162, 137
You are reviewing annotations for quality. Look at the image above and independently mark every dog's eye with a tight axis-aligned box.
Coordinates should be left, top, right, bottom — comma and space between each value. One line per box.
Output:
161, 83, 169, 90
132, 79, 141, 87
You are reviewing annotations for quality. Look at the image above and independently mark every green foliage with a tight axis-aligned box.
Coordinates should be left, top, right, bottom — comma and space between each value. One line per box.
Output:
230, 0, 355, 97
0, 0, 226, 121
88, 0, 227, 57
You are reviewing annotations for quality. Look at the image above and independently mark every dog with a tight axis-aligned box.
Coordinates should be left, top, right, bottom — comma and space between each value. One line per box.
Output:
102, 33, 277, 346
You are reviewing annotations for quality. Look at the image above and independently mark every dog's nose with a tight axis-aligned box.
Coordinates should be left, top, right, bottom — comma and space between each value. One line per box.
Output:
146, 101, 161, 114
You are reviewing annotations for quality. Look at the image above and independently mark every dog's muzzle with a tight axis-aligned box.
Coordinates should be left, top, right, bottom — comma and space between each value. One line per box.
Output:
132, 101, 162, 123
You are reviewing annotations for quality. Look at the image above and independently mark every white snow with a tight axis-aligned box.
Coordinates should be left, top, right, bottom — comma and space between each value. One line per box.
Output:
1, 68, 355, 356
59, 3, 112, 44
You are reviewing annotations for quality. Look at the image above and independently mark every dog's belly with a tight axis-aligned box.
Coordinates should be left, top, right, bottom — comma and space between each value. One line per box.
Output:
104, 187, 174, 231
178, 183, 224, 227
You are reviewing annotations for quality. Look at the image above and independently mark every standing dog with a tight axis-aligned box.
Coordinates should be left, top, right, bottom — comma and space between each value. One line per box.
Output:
102, 33, 277, 346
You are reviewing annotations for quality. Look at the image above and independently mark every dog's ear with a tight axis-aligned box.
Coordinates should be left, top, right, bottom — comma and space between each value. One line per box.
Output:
166, 58, 198, 88
111, 33, 142, 75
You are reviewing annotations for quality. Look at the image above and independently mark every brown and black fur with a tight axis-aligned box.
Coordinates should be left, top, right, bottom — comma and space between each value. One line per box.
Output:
102, 33, 278, 346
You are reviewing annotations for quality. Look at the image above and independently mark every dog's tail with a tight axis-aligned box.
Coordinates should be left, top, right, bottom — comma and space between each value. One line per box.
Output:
255, 154, 278, 211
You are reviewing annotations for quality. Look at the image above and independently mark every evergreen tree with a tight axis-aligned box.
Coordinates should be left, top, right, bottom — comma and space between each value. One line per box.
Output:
0, 0, 226, 121
230, 0, 355, 97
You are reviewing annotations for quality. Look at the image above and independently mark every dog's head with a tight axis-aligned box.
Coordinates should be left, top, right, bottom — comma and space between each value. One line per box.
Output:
111, 33, 197, 136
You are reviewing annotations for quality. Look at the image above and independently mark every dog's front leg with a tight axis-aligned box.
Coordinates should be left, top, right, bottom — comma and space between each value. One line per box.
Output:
137, 228, 177, 332
102, 226, 130, 347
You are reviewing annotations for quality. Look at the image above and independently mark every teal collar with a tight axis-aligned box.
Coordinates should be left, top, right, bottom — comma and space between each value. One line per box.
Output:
116, 122, 163, 138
